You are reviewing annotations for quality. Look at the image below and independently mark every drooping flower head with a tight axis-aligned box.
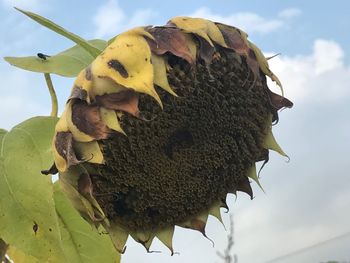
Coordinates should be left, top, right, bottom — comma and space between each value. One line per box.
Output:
50, 17, 293, 254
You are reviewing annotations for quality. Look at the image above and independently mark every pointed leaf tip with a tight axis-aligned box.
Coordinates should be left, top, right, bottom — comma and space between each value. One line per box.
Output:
236, 176, 254, 199
209, 202, 225, 228
156, 226, 175, 255
4, 39, 107, 77
105, 224, 129, 254
15, 7, 102, 58
247, 164, 265, 193
263, 130, 288, 157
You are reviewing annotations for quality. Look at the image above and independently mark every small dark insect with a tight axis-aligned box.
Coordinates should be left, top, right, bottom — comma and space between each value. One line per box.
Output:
37, 53, 51, 60
33, 222, 39, 235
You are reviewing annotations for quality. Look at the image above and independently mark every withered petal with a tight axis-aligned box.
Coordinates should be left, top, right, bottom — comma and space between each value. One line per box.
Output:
77, 171, 93, 196
268, 90, 294, 110
197, 36, 215, 64
94, 90, 140, 118
236, 176, 254, 199
246, 49, 261, 76
55, 132, 81, 167
216, 23, 248, 54
69, 85, 88, 101
146, 27, 195, 64
190, 218, 206, 235
216, 23, 260, 76
71, 100, 111, 140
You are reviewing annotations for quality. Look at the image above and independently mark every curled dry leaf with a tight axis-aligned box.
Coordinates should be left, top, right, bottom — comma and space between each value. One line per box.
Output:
146, 27, 196, 64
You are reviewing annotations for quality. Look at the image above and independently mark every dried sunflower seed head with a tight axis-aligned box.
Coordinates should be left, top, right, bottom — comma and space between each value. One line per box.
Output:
50, 17, 293, 254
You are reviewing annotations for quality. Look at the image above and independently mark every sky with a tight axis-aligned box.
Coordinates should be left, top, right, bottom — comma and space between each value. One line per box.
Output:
1, 0, 350, 263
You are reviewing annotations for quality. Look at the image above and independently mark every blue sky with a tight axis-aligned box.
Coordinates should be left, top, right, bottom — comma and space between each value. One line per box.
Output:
1, 1, 350, 263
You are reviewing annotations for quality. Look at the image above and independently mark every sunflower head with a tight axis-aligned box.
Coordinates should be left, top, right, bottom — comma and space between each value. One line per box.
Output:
49, 17, 293, 254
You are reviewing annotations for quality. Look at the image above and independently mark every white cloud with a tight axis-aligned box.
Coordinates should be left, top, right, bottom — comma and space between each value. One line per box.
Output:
278, 8, 302, 19
313, 39, 344, 74
190, 7, 282, 34
189, 7, 301, 34
93, 0, 155, 38
93, 4, 301, 37
266, 39, 349, 104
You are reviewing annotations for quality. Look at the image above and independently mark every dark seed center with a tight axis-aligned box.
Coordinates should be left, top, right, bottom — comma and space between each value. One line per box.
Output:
89, 49, 272, 231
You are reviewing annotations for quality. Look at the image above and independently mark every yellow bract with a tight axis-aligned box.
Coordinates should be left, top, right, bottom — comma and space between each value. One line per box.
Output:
90, 77, 126, 98
91, 28, 162, 108
156, 226, 175, 253
100, 107, 125, 135
53, 113, 69, 172
73, 69, 93, 103
248, 41, 284, 95
208, 201, 224, 225
55, 108, 69, 132
59, 167, 106, 223
183, 33, 198, 59
122, 26, 155, 40
65, 101, 94, 142
74, 141, 104, 165
151, 53, 177, 96
170, 17, 227, 48
52, 137, 68, 172
246, 163, 264, 192
263, 115, 288, 157
107, 224, 129, 253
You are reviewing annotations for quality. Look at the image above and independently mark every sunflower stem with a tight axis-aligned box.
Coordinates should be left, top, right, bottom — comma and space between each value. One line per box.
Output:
44, 73, 58, 117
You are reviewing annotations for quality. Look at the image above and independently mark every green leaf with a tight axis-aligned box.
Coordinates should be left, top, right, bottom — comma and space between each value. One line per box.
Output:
15, 8, 102, 58
0, 129, 7, 140
0, 116, 66, 262
4, 40, 107, 77
54, 183, 120, 263
7, 246, 40, 263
